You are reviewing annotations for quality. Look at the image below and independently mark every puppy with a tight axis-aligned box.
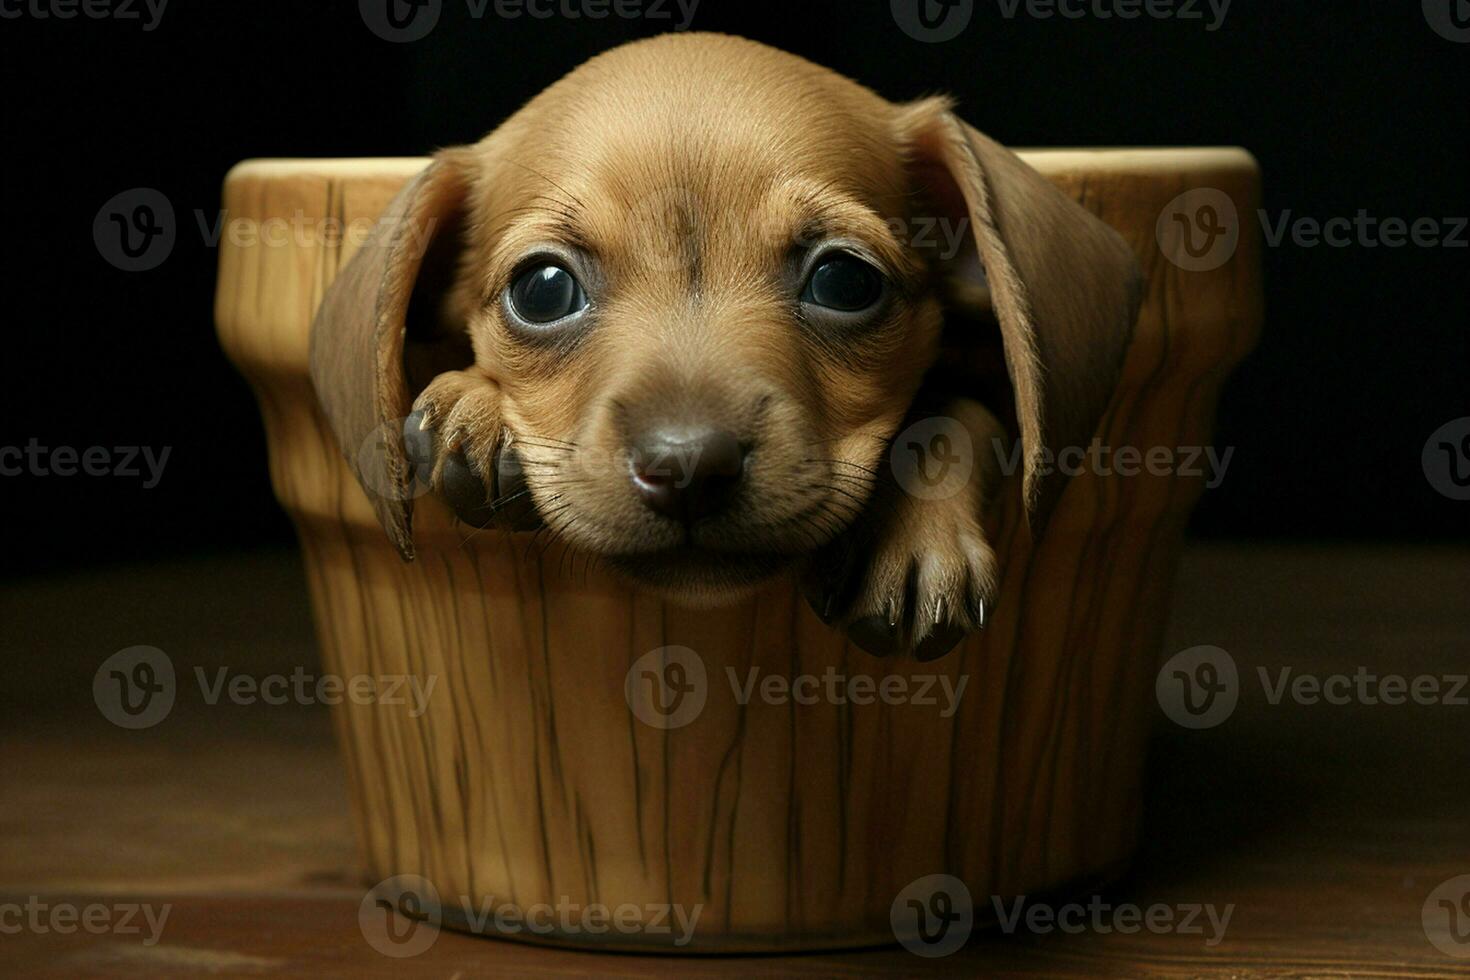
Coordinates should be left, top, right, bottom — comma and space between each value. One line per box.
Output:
310, 33, 1142, 660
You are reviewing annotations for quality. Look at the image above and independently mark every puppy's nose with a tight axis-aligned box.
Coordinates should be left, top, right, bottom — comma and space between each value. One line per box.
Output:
629, 427, 745, 524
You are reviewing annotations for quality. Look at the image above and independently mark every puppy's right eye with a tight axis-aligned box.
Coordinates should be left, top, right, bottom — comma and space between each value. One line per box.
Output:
508, 264, 588, 325
801, 252, 884, 313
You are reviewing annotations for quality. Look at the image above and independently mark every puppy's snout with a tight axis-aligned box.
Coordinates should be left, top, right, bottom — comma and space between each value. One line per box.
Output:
629, 426, 746, 525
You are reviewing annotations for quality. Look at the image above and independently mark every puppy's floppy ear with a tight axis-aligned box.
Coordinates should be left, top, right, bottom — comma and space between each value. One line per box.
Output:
896, 98, 1144, 532
309, 149, 475, 560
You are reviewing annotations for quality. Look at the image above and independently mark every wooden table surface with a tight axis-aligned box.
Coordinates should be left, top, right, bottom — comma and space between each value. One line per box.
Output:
2, 543, 1468, 977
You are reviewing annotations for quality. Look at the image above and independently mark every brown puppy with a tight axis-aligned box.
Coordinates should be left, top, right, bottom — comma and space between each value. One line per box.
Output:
310, 33, 1142, 659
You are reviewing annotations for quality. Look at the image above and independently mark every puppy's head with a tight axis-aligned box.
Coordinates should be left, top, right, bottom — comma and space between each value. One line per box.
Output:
311, 34, 1142, 602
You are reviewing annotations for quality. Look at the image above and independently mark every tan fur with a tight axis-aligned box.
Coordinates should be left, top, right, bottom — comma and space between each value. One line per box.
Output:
310, 33, 1142, 654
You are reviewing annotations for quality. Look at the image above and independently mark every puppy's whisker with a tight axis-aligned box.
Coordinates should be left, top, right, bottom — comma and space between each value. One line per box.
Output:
487, 487, 533, 510
804, 457, 882, 477
522, 501, 573, 561
817, 483, 897, 522
823, 471, 877, 489
514, 435, 579, 450
538, 512, 581, 566
459, 492, 562, 547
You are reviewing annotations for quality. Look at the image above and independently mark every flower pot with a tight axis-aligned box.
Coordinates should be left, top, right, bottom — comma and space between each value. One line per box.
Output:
214, 149, 1261, 952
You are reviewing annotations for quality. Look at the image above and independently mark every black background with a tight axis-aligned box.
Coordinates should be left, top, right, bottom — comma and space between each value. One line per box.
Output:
1, 0, 1465, 578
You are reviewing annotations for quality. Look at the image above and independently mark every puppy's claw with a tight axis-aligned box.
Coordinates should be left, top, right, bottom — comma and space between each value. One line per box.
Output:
802, 398, 1003, 661
408, 369, 543, 532
799, 544, 858, 625
402, 411, 435, 479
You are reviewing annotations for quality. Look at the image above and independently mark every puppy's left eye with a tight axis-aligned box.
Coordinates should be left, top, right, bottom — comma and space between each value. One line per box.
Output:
801, 252, 884, 312
508, 263, 588, 324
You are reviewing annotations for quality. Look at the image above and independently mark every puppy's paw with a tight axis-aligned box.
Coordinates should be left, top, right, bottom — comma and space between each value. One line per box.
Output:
404, 369, 537, 529
802, 399, 1005, 661
807, 497, 996, 661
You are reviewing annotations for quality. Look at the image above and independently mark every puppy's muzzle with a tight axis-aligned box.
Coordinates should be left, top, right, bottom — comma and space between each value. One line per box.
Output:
628, 426, 746, 526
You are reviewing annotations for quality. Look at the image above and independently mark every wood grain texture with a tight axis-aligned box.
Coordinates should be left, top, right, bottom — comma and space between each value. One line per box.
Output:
213, 149, 1262, 951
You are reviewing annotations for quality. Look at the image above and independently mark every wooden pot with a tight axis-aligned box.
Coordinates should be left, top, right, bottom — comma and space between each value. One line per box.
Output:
215, 149, 1261, 952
